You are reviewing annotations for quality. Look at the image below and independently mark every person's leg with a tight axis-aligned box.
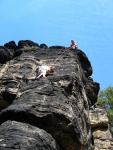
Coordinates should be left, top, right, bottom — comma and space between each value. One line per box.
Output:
24, 72, 41, 84
25, 76, 35, 84
28, 77, 35, 80
37, 73, 43, 78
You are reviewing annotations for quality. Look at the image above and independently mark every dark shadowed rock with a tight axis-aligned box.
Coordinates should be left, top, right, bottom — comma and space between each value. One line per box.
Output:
13, 49, 24, 57
0, 121, 58, 150
4, 41, 17, 51
18, 40, 39, 49
49, 46, 65, 49
0, 79, 19, 110
75, 49, 92, 77
85, 77, 100, 105
0, 46, 13, 64
40, 43, 48, 49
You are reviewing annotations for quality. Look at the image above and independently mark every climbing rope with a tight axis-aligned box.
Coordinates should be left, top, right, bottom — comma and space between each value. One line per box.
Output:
51, 47, 71, 65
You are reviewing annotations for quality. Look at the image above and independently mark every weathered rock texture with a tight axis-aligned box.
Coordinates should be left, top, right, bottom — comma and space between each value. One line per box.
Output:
89, 107, 113, 150
0, 40, 112, 150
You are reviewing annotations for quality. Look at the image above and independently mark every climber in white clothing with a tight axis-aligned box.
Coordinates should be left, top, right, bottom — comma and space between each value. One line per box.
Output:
24, 65, 54, 83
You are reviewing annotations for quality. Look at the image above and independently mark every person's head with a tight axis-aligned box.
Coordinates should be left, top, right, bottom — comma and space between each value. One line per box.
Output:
48, 66, 54, 73
71, 40, 75, 44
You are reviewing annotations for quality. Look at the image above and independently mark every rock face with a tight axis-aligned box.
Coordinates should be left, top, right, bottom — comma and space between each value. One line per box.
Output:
89, 107, 113, 150
0, 40, 111, 150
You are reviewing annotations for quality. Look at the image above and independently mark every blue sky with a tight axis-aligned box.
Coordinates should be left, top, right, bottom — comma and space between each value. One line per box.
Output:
0, 0, 113, 90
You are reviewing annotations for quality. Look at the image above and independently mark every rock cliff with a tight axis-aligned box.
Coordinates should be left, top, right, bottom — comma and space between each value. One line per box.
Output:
0, 40, 112, 150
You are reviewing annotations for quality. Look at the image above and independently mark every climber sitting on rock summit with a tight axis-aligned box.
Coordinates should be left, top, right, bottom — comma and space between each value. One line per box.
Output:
70, 40, 78, 49
24, 65, 54, 84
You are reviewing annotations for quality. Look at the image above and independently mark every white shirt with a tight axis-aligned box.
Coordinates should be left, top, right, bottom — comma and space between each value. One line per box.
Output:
39, 65, 49, 74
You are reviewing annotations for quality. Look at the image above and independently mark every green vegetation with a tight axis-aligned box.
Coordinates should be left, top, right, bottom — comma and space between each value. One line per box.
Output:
24, 46, 36, 51
97, 86, 113, 136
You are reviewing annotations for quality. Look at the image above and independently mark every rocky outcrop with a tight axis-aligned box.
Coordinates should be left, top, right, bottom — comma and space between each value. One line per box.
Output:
0, 46, 14, 64
89, 107, 113, 150
0, 120, 58, 150
4, 41, 17, 51
0, 40, 111, 150
18, 40, 39, 49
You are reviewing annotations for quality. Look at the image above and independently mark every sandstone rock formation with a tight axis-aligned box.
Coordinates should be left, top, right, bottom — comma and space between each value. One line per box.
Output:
89, 107, 113, 150
0, 40, 112, 150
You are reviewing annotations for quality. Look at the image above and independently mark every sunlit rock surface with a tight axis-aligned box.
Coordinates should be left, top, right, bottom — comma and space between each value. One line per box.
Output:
89, 107, 113, 150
